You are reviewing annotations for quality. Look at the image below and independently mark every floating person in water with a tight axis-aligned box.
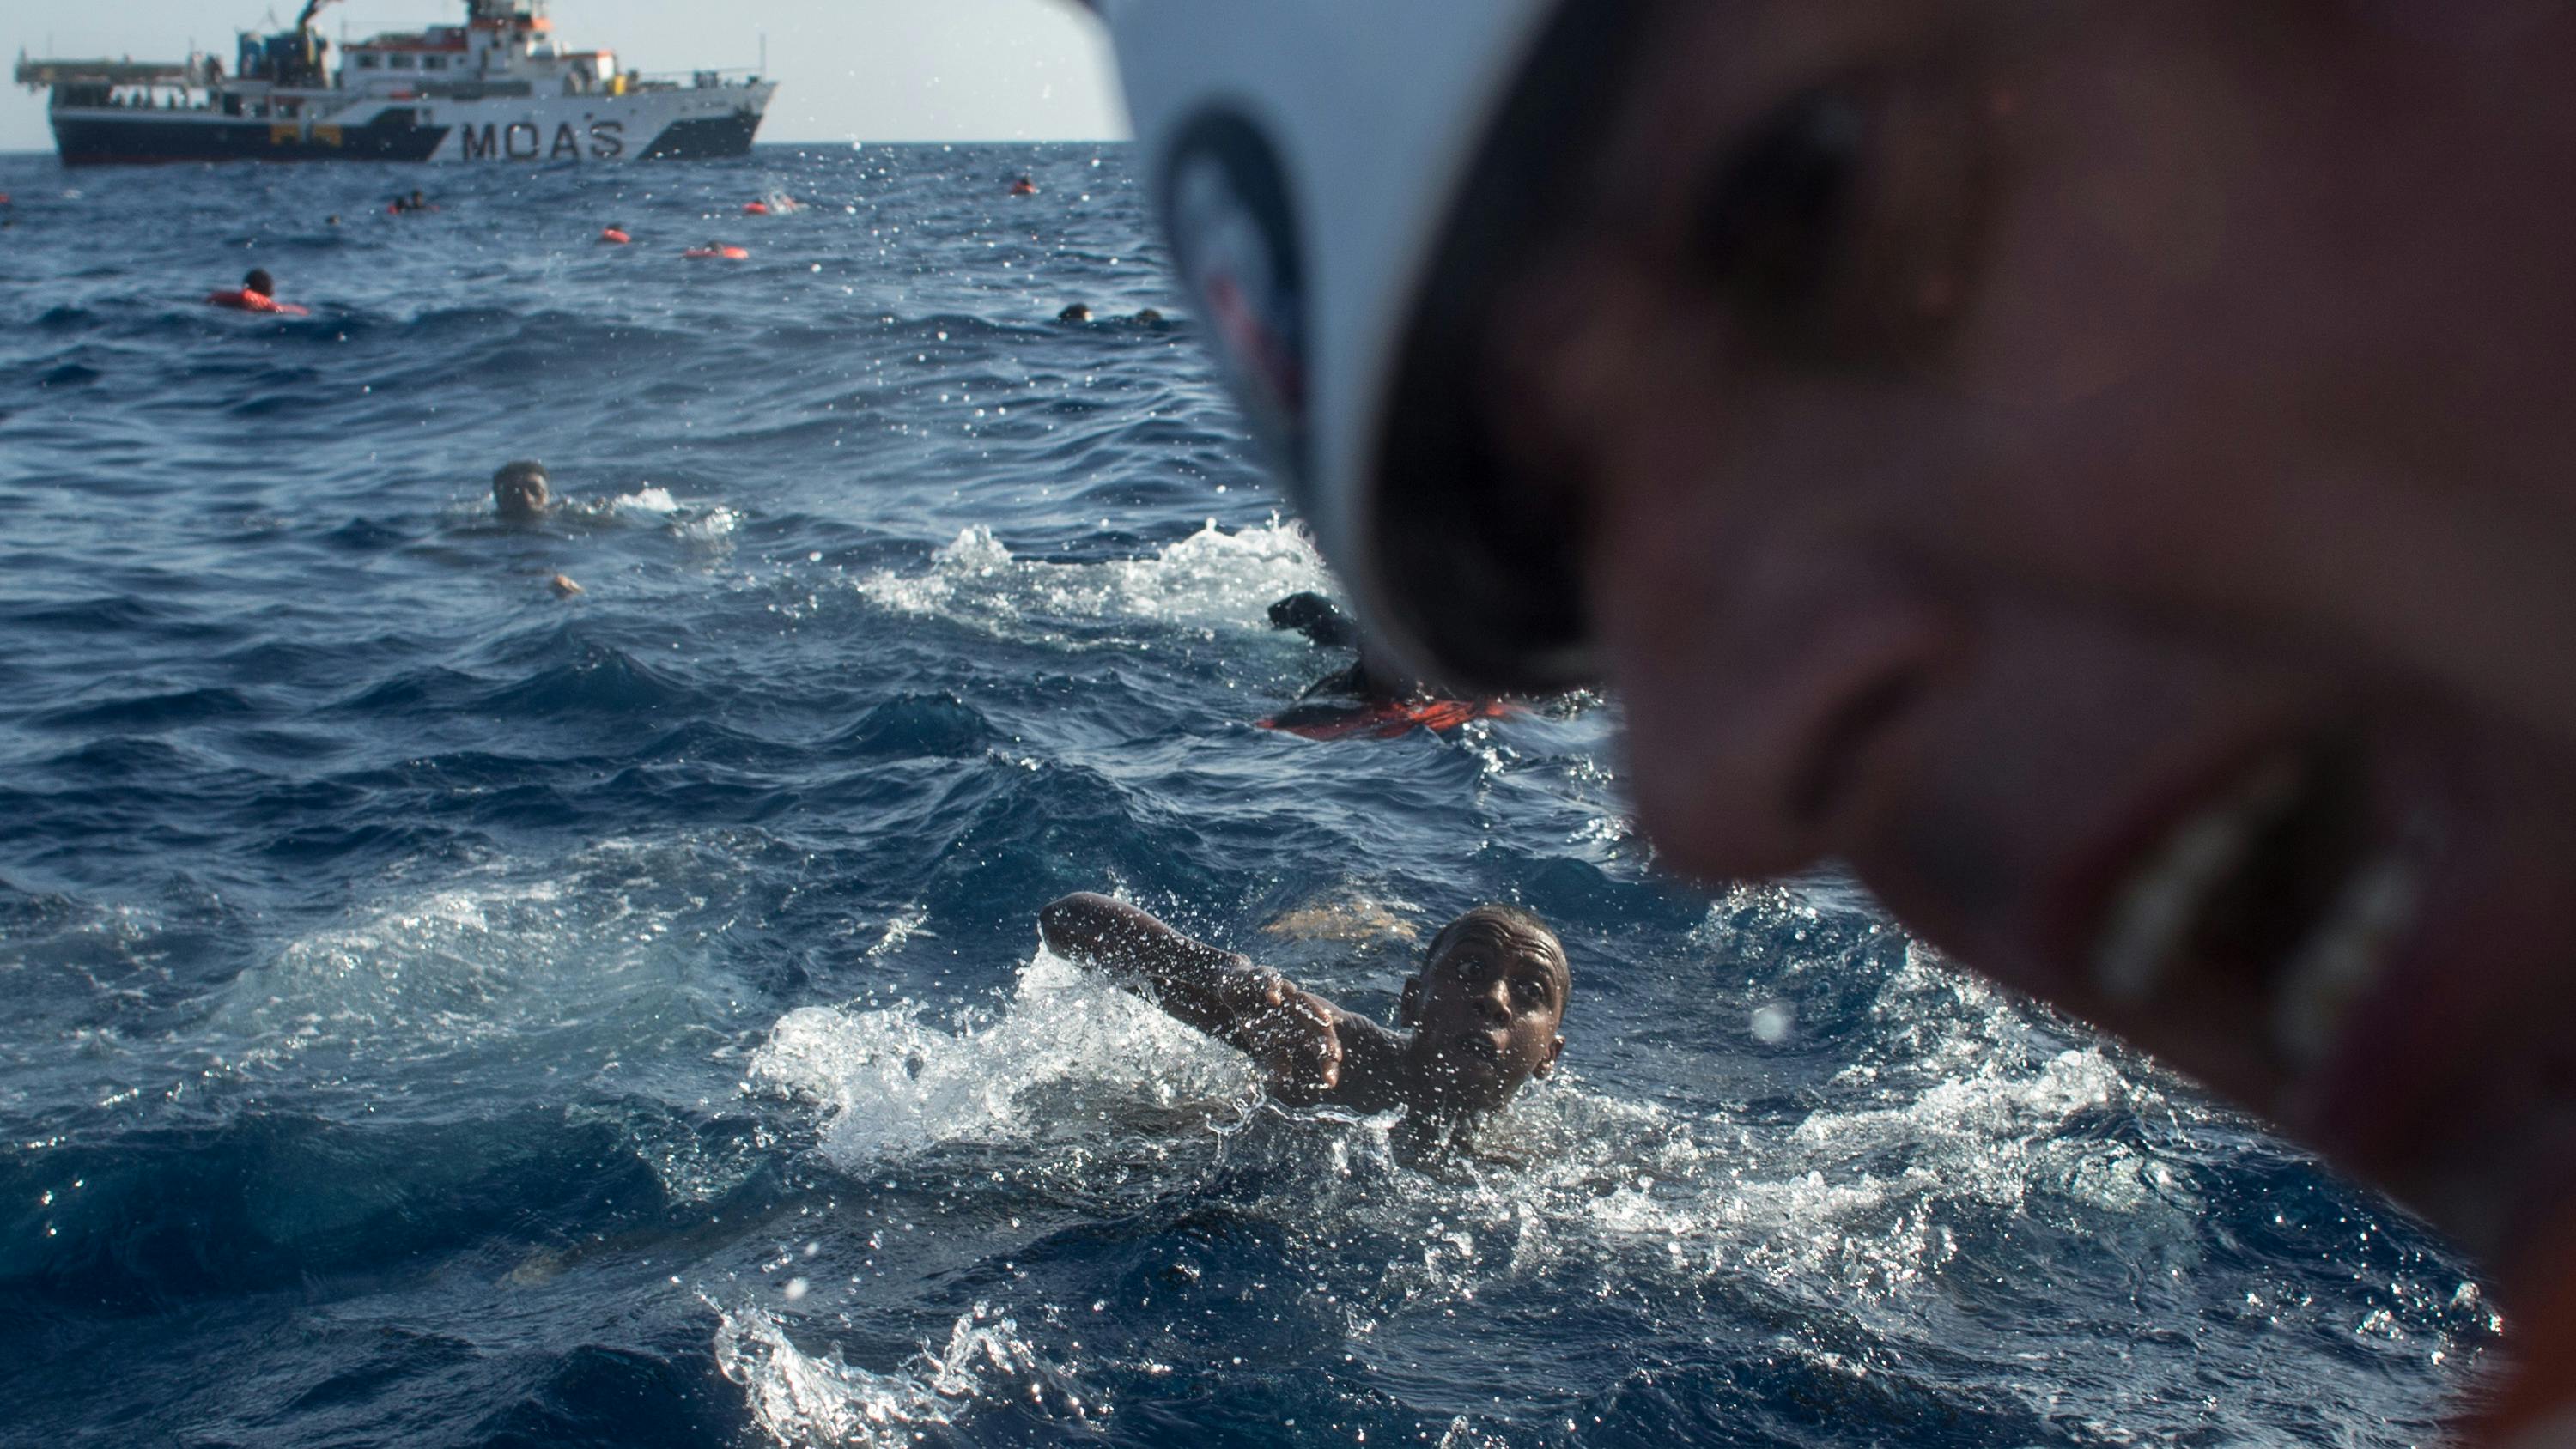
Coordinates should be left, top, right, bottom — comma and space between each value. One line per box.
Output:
205, 267, 310, 316
599, 224, 632, 245
1060, 303, 1170, 327
493, 459, 551, 523
389, 188, 437, 215
1011, 175, 1040, 197
1262, 591, 1514, 738
1039, 893, 1568, 1159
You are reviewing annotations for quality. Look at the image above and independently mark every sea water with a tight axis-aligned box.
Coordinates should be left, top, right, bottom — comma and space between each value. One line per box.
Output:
0, 145, 2495, 1447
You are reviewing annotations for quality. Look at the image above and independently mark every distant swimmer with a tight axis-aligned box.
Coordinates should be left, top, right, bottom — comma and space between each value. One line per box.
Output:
743, 196, 799, 216
742, 201, 769, 216
388, 189, 437, 215
492, 459, 550, 523
1132, 308, 1164, 325
1057, 302, 1093, 323
205, 268, 310, 317
1039, 894, 1570, 1160
326, 214, 341, 226
1010, 176, 1039, 197
549, 573, 584, 598
599, 225, 631, 245
1263, 591, 1520, 738
683, 243, 750, 260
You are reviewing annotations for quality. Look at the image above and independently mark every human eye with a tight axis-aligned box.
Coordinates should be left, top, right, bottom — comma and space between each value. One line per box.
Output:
1694, 66, 1992, 369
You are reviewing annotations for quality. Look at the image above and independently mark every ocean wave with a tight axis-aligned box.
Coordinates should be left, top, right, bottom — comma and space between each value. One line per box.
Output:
855, 518, 1329, 645
715, 1298, 1097, 1449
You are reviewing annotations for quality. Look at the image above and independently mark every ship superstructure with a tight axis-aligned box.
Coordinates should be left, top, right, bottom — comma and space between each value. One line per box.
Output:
15, 0, 775, 167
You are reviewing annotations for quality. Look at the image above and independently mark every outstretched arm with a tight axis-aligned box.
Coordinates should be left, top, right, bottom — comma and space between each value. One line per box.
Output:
1039, 892, 1343, 1098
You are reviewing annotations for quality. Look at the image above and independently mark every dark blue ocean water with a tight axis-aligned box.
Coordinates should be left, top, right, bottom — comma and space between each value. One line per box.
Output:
0, 144, 2499, 1448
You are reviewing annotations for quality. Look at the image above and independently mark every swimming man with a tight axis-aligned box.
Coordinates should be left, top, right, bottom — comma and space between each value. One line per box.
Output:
1268, 590, 1419, 705
492, 459, 550, 523
1039, 893, 1568, 1158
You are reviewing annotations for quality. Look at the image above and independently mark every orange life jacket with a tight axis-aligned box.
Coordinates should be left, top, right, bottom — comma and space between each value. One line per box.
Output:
205, 289, 308, 316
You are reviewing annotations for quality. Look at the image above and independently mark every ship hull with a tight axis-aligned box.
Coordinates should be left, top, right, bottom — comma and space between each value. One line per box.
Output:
51, 83, 775, 167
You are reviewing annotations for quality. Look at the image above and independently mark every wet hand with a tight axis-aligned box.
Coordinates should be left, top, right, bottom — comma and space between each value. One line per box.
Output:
1228, 976, 1344, 1100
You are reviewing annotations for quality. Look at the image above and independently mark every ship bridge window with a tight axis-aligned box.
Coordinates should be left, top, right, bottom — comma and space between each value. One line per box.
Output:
390, 53, 416, 70
356, 53, 380, 68
422, 55, 447, 70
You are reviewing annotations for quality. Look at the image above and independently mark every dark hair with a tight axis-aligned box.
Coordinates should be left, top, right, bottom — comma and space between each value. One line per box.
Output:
493, 458, 548, 487
243, 268, 276, 296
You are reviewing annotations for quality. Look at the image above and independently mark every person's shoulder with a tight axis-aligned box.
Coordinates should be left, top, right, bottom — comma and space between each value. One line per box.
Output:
1321, 1000, 1400, 1047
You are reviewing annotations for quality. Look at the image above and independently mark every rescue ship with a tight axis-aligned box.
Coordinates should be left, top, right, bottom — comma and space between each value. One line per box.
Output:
14, 0, 775, 167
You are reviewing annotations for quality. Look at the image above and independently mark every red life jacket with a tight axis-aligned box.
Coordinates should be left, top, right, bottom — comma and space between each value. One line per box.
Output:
1259, 698, 1517, 741
683, 246, 749, 261
600, 227, 632, 245
205, 289, 309, 317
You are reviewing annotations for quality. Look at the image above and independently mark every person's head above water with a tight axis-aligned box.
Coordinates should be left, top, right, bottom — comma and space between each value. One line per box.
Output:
1397, 905, 1568, 1115
1058, 302, 1093, 324
491, 459, 550, 522
1089, 3, 2576, 1430
241, 268, 275, 300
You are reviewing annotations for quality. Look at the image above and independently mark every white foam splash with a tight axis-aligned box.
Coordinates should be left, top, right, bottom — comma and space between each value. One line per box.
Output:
751, 949, 1249, 1163
679, 506, 742, 543
854, 518, 1332, 642
612, 486, 683, 515
714, 1298, 1089, 1449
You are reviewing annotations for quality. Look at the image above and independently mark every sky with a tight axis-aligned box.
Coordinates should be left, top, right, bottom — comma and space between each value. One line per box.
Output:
3, 0, 1128, 154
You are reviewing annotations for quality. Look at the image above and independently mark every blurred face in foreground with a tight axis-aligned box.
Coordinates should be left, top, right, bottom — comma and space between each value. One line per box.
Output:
1478, 2, 2576, 1279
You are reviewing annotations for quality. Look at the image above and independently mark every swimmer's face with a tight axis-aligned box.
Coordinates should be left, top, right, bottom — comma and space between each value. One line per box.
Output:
1477, 1, 2576, 1248
493, 470, 549, 522
1400, 910, 1567, 1114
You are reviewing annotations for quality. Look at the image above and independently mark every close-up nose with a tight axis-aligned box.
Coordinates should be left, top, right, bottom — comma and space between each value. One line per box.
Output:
1595, 542, 1964, 881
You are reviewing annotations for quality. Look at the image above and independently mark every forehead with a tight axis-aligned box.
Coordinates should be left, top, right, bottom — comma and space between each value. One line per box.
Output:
1433, 914, 1568, 980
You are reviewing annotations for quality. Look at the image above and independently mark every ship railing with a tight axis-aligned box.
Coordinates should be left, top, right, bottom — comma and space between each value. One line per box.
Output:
17, 53, 221, 92
623, 66, 767, 93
